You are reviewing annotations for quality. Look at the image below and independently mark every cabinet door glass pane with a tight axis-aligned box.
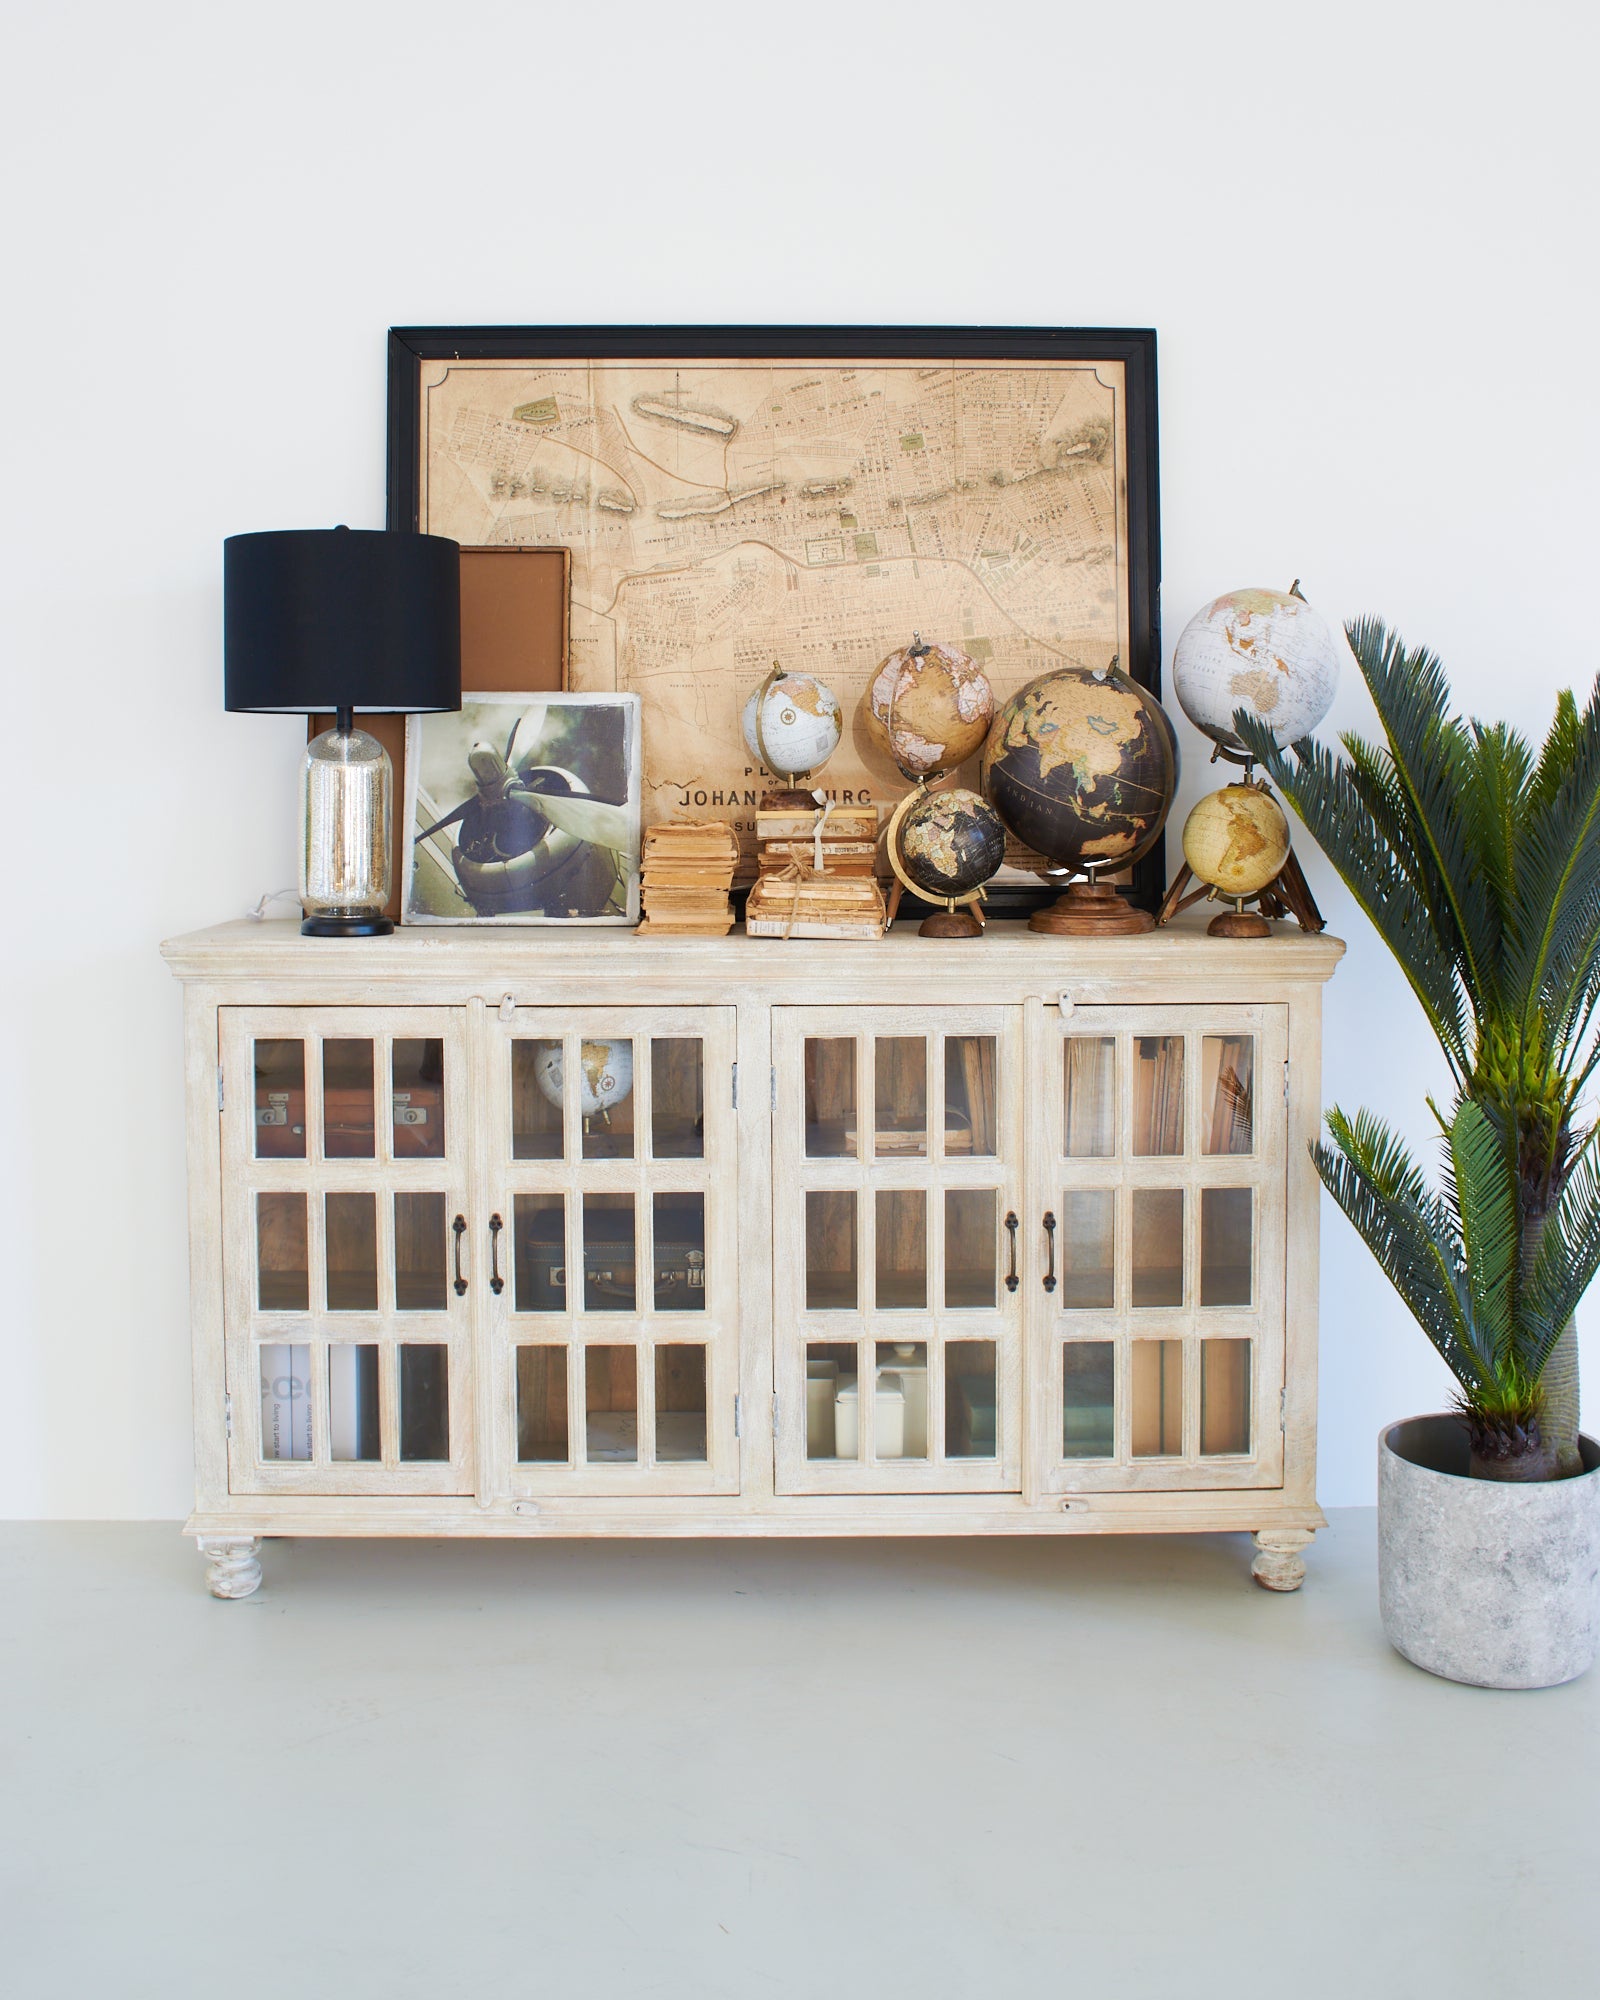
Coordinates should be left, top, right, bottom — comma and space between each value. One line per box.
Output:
654, 1345, 708, 1462
1202, 1036, 1255, 1155
513, 1193, 567, 1312
585, 1345, 638, 1462
394, 1191, 448, 1311
398, 1343, 450, 1460
1201, 1339, 1252, 1455
875, 1189, 927, 1310
805, 1343, 857, 1459
260, 1342, 312, 1460
253, 1040, 306, 1160
653, 1193, 706, 1311
1131, 1340, 1183, 1456
874, 1341, 927, 1459
1201, 1188, 1253, 1306
1063, 1342, 1115, 1458
322, 1039, 375, 1158
806, 1191, 857, 1310
325, 1192, 379, 1311
511, 1041, 565, 1160
945, 1340, 997, 1458
1131, 1189, 1184, 1307
329, 1345, 380, 1461
651, 1038, 704, 1158
875, 1037, 927, 1157
944, 1036, 997, 1156
804, 1038, 856, 1158
516, 1346, 570, 1462
392, 1039, 446, 1159
583, 1195, 636, 1312
944, 1189, 997, 1309
1132, 1037, 1184, 1156
1063, 1038, 1116, 1158
579, 1039, 635, 1161
1060, 1190, 1115, 1308
256, 1192, 309, 1312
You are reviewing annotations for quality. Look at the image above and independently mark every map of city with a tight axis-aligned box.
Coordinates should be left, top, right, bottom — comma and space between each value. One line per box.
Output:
417, 357, 1130, 868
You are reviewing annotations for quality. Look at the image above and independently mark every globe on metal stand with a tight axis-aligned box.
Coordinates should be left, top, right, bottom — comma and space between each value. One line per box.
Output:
980, 661, 1179, 938
741, 660, 844, 808
883, 783, 1006, 938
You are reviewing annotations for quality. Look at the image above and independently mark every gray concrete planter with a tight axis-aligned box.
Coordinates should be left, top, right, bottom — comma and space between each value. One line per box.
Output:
1379, 1416, 1600, 1689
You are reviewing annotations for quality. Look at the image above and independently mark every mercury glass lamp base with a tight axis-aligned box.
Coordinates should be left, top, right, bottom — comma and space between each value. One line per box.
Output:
301, 913, 394, 937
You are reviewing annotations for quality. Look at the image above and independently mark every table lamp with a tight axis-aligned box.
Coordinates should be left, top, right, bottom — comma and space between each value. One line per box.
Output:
225, 526, 461, 935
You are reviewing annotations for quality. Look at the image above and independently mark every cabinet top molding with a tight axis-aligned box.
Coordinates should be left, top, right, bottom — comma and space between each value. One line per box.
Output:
162, 917, 1344, 994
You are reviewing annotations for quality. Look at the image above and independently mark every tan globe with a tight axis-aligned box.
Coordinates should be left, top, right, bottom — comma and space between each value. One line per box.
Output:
1181, 785, 1291, 898
864, 637, 994, 779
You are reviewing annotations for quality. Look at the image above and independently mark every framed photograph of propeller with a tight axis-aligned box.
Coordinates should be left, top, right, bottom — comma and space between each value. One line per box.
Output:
401, 691, 642, 925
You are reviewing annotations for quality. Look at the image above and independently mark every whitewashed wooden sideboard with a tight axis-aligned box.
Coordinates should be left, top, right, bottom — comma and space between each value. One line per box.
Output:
163, 918, 1343, 1597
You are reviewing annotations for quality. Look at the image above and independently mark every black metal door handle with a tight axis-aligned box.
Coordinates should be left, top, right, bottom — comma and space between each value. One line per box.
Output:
1004, 1211, 1019, 1293
488, 1213, 505, 1295
1042, 1210, 1057, 1293
452, 1214, 468, 1296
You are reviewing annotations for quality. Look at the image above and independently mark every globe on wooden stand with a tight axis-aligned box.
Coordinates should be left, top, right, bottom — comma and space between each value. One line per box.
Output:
980, 662, 1179, 936
1159, 774, 1325, 938
741, 660, 844, 806
884, 783, 1007, 938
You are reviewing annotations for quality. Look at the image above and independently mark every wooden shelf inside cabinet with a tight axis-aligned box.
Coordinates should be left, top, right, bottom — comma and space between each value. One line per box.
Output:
163, 917, 1343, 1597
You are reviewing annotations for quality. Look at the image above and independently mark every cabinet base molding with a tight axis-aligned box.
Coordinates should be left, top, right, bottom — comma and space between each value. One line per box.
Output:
197, 1536, 263, 1599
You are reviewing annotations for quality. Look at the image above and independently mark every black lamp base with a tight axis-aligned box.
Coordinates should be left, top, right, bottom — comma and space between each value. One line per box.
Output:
301, 914, 394, 938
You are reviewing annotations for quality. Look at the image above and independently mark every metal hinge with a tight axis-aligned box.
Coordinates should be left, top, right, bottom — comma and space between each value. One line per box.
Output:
772, 1395, 780, 1439
734, 1394, 742, 1438
1283, 1058, 1291, 1109
1280, 1387, 1287, 1432
224, 1393, 233, 1440
770, 1066, 777, 1110
217, 1065, 225, 1112
732, 1062, 739, 1109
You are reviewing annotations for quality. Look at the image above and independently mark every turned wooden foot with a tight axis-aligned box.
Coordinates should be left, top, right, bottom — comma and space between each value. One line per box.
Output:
198, 1536, 263, 1599
1251, 1528, 1314, 1591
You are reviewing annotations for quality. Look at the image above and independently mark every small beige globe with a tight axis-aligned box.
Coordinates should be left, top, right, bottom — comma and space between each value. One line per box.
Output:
1181, 785, 1291, 898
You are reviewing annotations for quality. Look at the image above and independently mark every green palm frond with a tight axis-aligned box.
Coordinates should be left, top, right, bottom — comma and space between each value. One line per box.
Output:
1316, 1109, 1488, 1395
1240, 723, 1471, 1073
1442, 1100, 1519, 1366
1525, 1142, 1600, 1359
1347, 617, 1503, 1015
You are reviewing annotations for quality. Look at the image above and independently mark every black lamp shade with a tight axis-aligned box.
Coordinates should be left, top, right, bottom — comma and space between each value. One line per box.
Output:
224, 527, 461, 714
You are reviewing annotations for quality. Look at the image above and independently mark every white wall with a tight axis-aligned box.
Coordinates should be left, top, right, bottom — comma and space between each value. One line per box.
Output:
3, 0, 1595, 1517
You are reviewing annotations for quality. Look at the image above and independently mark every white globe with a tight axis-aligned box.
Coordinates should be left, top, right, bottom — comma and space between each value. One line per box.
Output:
1173, 586, 1341, 757
741, 670, 842, 779
534, 1039, 634, 1121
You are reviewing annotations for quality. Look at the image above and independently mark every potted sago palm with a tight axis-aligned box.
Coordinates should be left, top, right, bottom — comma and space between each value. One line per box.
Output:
1241, 620, 1600, 1688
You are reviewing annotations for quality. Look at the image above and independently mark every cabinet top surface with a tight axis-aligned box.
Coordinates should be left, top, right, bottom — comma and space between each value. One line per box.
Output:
162, 915, 1345, 993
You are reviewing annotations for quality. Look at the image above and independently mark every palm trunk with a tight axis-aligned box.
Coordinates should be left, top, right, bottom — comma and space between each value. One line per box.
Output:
1540, 1319, 1584, 1478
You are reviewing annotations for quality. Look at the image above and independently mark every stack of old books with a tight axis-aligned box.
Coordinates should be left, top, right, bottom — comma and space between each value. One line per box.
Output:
744, 800, 886, 939
636, 820, 740, 935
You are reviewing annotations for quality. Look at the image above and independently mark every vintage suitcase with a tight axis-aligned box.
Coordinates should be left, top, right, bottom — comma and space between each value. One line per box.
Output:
515, 1199, 706, 1312
254, 1083, 444, 1160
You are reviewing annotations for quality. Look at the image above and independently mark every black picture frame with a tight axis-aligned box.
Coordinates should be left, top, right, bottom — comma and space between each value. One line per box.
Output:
387, 324, 1163, 913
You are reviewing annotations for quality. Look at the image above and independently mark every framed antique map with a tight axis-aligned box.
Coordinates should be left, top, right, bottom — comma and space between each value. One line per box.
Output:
388, 326, 1162, 905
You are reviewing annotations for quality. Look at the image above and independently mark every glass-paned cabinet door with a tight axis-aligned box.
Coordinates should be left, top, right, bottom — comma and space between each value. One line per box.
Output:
488, 1007, 738, 1497
1036, 1002, 1287, 1494
773, 1007, 1022, 1494
218, 1008, 473, 1496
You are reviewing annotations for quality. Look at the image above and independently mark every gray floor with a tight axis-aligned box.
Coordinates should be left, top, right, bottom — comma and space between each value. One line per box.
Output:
2, 1516, 1594, 1998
